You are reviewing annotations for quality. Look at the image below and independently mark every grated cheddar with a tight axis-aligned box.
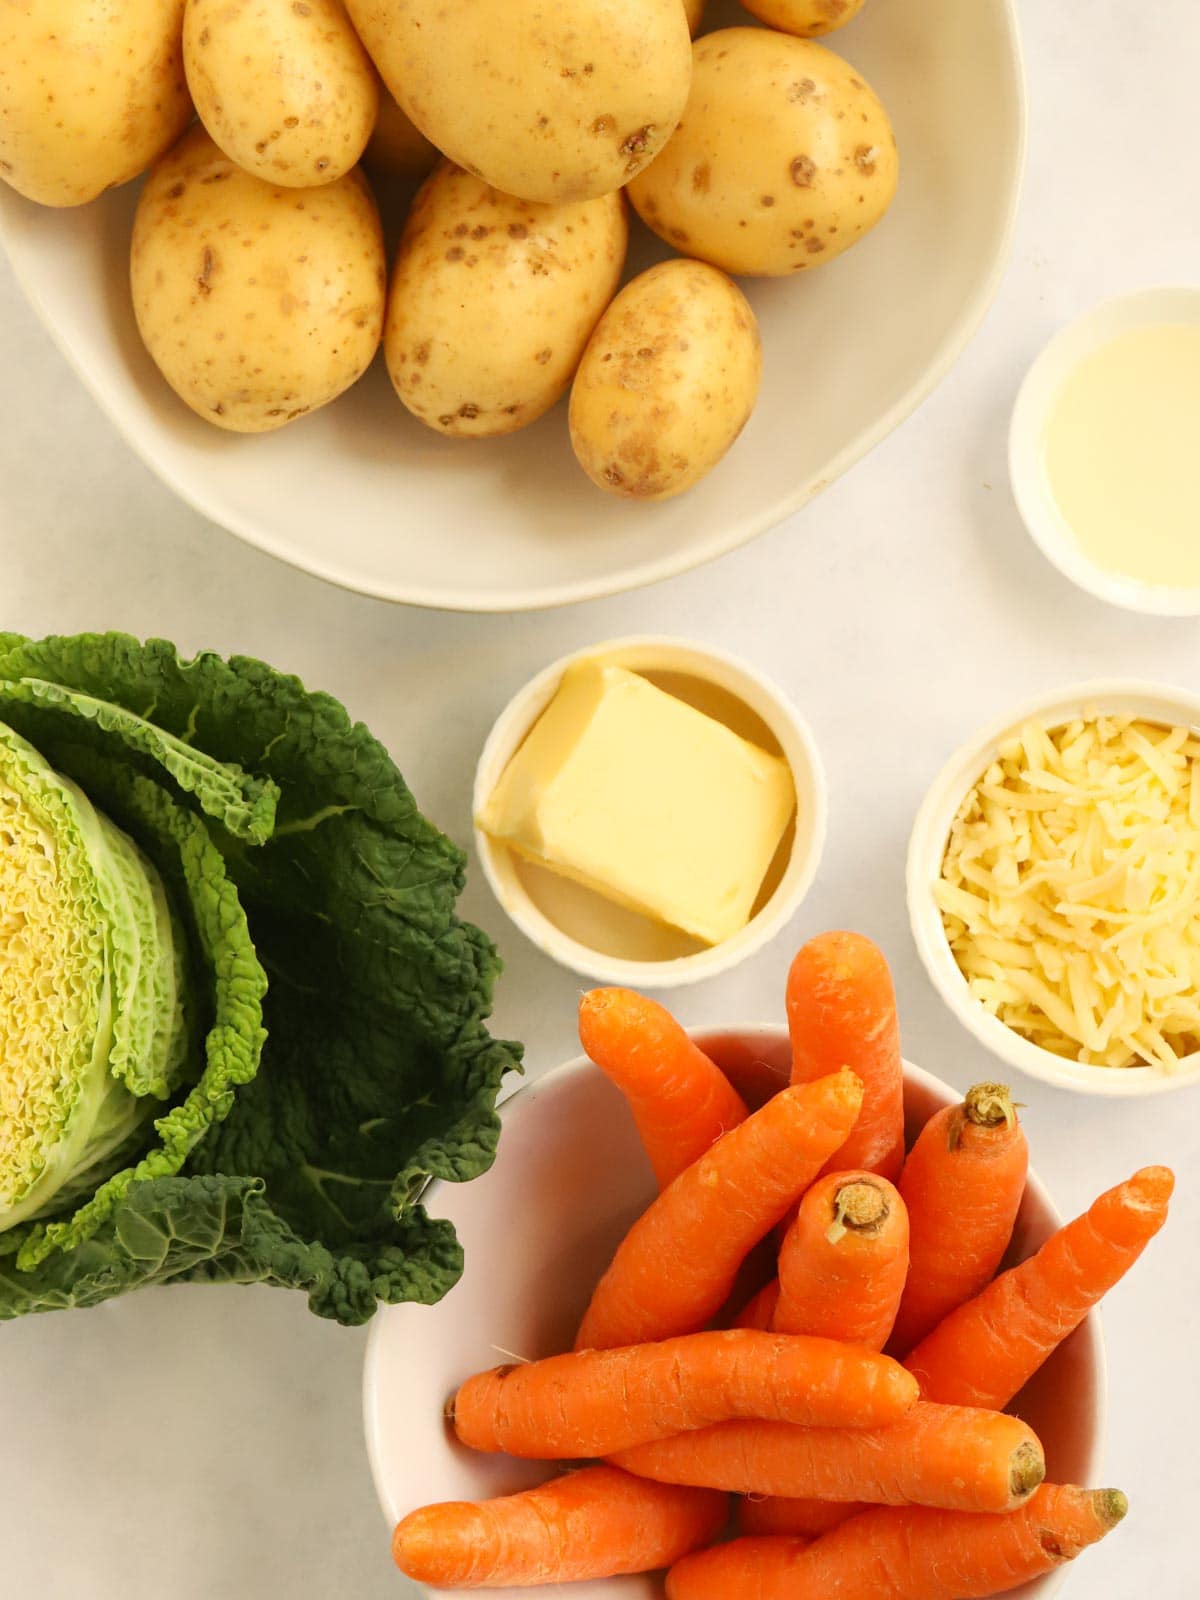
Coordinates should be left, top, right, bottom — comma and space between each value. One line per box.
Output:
937, 712, 1200, 1071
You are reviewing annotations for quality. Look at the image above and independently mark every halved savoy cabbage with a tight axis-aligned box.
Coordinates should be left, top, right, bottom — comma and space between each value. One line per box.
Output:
0, 633, 521, 1324
0, 722, 190, 1229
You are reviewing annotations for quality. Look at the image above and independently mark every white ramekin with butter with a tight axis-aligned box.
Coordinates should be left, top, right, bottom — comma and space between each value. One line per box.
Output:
474, 637, 827, 987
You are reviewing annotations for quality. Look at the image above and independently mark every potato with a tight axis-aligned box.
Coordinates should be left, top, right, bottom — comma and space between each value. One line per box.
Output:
183, 0, 378, 187
365, 90, 439, 183
344, 0, 691, 203
131, 126, 385, 433
627, 28, 898, 277
386, 163, 627, 439
569, 259, 761, 500
740, 0, 868, 35
0, 1, 191, 208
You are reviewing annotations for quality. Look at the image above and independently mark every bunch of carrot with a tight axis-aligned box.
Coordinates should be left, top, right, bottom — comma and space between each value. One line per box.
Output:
392, 931, 1174, 1597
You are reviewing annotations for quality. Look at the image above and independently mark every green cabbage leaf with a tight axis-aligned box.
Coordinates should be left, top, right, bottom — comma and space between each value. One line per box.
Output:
0, 633, 520, 1324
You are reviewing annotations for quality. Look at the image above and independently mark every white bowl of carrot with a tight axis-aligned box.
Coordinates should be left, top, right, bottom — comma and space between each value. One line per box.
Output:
364, 932, 1173, 1599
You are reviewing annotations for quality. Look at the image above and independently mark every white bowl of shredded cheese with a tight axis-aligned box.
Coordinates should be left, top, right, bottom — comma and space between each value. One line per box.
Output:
908, 680, 1200, 1096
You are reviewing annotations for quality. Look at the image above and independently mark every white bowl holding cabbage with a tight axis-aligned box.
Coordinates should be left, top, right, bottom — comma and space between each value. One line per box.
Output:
0, 631, 520, 1321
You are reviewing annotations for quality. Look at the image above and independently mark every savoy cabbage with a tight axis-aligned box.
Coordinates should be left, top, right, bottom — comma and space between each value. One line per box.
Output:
0, 633, 521, 1324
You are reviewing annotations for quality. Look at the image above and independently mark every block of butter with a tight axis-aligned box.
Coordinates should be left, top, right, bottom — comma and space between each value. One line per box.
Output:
478, 661, 796, 946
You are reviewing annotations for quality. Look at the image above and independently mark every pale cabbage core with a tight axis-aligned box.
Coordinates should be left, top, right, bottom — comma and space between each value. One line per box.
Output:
0, 723, 188, 1232
0, 753, 110, 1218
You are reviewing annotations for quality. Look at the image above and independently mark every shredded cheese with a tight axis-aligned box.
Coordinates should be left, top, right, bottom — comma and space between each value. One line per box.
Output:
937, 712, 1200, 1071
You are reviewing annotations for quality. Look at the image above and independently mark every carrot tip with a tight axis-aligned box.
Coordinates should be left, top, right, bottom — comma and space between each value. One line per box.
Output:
1096, 1488, 1129, 1528
825, 1179, 887, 1243
837, 1179, 887, 1228
1011, 1440, 1047, 1500
964, 1081, 1017, 1130
391, 1519, 416, 1572
1133, 1165, 1176, 1203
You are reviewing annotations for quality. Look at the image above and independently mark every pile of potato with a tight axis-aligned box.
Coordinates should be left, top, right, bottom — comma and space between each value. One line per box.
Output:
0, 0, 897, 502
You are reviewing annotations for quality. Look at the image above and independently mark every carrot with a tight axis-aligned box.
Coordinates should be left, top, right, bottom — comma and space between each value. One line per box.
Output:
733, 1279, 780, 1331
393, 1465, 727, 1588
888, 1082, 1028, 1356
575, 1069, 863, 1352
906, 1165, 1174, 1409
742, 1172, 909, 1539
611, 1403, 1045, 1512
738, 1496, 857, 1539
775, 1171, 909, 1351
667, 1486, 1128, 1600
786, 932, 905, 1181
452, 1329, 919, 1458
579, 988, 749, 1188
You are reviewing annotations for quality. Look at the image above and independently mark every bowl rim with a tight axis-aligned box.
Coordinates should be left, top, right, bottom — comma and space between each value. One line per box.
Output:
0, 0, 1026, 612
1008, 284, 1200, 616
363, 1032, 1109, 1589
907, 676, 1200, 1096
471, 635, 828, 987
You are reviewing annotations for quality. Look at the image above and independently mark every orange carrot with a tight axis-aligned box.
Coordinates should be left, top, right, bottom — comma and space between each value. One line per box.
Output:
667, 1486, 1128, 1600
741, 1172, 909, 1541
775, 1171, 910, 1351
786, 932, 905, 1182
393, 1465, 727, 1588
737, 1496, 857, 1539
889, 1082, 1028, 1356
906, 1165, 1174, 1409
611, 1403, 1045, 1512
453, 1330, 919, 1458
576, 1070, 863, 1352
579, 988, 749, 1188
733, 1279, 780, 1331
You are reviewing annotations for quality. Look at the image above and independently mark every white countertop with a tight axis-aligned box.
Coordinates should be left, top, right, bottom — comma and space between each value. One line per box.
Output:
2, 3, 1197, 1594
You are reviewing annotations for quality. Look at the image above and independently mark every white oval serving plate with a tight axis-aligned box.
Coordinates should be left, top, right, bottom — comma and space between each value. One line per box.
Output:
0, 0, 1024, 610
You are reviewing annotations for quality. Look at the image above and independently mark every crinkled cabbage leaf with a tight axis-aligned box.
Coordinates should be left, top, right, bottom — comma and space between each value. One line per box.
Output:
0, 633, 521, 1324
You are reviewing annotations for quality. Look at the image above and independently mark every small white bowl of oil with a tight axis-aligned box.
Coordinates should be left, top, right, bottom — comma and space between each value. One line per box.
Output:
1010, 287, 1200, 615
